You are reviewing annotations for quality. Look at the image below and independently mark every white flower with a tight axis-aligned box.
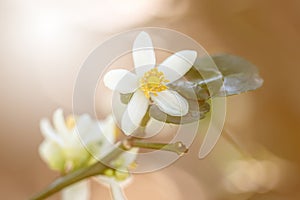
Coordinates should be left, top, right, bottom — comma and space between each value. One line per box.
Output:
104, 31, 197, 135
39, 108, 115, 173
39, 109, 138, 200
96, 147, 139, 200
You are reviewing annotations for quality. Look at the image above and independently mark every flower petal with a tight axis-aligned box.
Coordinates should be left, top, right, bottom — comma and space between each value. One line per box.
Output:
110, 180, 127, 200
144, 118, 166, 138
99, 115, 116, 144
114, 148, 139, 169
40, 119, 64, 146
157, 50, 197, 82
75, 114, 99, 145
121, 90, 149, 135
62, 180, 90, 200
133, 32, 156, 76
95, 116, 118, 159
104, 69, 138, 93
53, 109, 69, 138
151, 90, 189, 116
39, 140, 65, 172
95, 176, 128, 200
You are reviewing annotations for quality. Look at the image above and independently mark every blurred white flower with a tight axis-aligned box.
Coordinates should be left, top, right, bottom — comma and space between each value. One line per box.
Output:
39, 109, 138, 200
104, 31, 197, 135
39, 108, 115, 173
97, 147, 139, 200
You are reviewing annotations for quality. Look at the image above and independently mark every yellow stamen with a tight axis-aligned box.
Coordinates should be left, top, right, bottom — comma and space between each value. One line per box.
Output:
129, 161, 137, 170
115, 170, 129, 181
139, 68, 169, 98
104, 169, 115, 177
65, 116, 76, 130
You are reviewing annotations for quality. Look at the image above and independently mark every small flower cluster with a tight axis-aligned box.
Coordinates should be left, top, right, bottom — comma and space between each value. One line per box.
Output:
39, 109, 137, 200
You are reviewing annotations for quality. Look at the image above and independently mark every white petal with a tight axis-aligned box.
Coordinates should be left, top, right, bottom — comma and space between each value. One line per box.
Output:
95, 176, 129, 200
133, 32, 156, 76
62, 180, 90, 200
110, 180, 127, 200
157, 50, 197, 82
144, 118, 166, 138
40, 119, 64, 146
39, 140, 65, 171
121, 90, 149, 135
75, 114, 99, 145
115, 148, 139, 169
99, 115, 116, 144
77, 123, 102, 151
95, 116, 117, 158
53, 109, 69, 138
151, 90, 189, 116
95, 175, 133, 188
104, 69, 138, 93
96, 142, 118, 160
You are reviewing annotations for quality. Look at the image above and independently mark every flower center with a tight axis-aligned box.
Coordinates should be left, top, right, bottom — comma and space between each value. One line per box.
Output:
139, 68, 169, 98
65, 116, 76, 130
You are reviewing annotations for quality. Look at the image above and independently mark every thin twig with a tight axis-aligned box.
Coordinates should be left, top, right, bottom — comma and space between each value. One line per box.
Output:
129, 140, 188, 156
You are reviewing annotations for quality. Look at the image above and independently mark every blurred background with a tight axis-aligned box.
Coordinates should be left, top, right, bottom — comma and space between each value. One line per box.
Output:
0, 0, 300, 199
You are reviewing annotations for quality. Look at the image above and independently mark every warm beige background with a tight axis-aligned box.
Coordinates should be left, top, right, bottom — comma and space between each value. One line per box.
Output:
0, 0, 300, 199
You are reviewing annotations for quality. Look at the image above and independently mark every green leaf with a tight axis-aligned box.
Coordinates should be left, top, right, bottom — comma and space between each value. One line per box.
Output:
120, 93, 133, 104
169, 54, 263, 100
149, 100, 210, 124
211, 54, 264, 96
168, 72, 211, 101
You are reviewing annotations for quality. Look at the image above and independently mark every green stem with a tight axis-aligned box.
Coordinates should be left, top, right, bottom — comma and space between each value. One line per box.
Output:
130, 140, 188, 156
30, 143, 125, 200
30, 140, 188, 200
